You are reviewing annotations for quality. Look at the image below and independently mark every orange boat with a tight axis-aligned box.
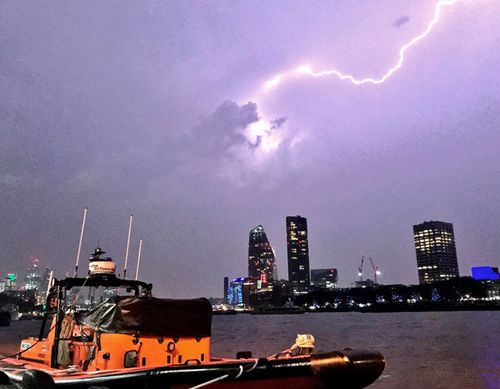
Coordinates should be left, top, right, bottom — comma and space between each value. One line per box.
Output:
0, 248, 385, 389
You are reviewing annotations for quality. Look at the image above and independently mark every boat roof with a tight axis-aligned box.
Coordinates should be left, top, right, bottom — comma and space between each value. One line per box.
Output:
76, 295, 212, 337
50, 274, 152, 296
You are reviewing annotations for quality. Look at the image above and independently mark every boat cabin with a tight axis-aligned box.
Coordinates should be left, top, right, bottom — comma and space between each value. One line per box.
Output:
19, 248, 212, 372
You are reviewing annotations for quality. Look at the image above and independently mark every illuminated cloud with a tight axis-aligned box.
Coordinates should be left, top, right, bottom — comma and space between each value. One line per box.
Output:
174, 101, 300, 186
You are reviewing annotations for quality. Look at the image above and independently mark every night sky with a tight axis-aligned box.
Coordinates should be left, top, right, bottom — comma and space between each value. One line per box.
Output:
1, 1, 499, 298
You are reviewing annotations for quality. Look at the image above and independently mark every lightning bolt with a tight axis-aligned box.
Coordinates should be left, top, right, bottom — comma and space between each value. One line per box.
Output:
261, 0, 458, 92
242, 0, 459, 159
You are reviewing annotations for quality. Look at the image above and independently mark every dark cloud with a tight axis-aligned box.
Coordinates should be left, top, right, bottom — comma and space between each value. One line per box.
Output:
394, 16, 410, 28
175, 101, 291, 185
271, 117, 287, 129
188, 101, 258, 155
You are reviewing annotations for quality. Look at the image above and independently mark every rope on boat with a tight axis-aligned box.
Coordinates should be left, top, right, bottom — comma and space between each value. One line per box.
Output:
189, 373, 230, 389
189, 359, 259, 388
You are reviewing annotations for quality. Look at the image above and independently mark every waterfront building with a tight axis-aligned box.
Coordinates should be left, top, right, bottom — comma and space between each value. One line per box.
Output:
248, 225, 277, 285
471, 267, 500, 281
227, 277, 256, 307
311, 268, 338, 289
286, 215, 310, 294
413, 221, 459, 284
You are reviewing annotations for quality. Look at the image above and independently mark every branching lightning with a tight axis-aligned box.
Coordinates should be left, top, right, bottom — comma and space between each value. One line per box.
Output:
261, 0, 458, 92
244, 0, 459, 158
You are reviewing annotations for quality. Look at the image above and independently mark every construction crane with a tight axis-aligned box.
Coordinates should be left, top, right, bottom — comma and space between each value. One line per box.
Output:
358, 256, 365, 282
368, 257, 381, 284
357, 256, 381, 285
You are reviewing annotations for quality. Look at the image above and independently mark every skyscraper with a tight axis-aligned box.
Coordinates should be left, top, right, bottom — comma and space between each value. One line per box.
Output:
248, 225, 277, 284
286, 215, 310, 294
413, 220, 459, 284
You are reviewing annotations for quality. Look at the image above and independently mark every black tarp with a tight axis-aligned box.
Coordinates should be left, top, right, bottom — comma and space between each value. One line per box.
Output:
75, 296, 212, 337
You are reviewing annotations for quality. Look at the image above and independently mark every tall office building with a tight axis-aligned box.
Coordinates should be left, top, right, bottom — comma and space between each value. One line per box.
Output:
413, 221, 459, 284
248, 225, 277, 284
286, 215, 310, 294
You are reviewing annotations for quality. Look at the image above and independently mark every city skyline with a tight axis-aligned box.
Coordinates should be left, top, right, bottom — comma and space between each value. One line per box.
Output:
1, 213, 498, 297
1, 2, 500, 298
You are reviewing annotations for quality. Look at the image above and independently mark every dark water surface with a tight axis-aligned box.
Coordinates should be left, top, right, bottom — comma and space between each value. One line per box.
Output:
1, 311, 499, 388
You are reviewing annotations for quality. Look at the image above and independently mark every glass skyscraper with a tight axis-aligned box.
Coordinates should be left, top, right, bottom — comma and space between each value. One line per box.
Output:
413, 220, 459, 284
248, 225, 277, 285
286, 215, 310, 294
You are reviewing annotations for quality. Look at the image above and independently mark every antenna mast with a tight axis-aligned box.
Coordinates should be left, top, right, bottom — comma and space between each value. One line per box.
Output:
123, 214, 133, 278
74, 207, 88, 277
135, 239, 143, 281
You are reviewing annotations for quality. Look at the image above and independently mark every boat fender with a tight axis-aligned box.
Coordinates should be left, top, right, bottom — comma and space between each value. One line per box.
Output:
21, 370, 55, 389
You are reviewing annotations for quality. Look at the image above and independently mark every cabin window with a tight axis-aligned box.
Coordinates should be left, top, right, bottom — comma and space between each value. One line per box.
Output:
178, 355, 182, 364
201, 353, 205, 362
124, 350, 138, 368
142, 357, 146, 366
167, 355, 171, 364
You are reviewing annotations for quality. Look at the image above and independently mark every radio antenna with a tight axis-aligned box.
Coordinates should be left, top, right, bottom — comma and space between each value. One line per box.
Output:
135, 239, 143, 281
74, 207, 88, 277
123, 214, 133, 278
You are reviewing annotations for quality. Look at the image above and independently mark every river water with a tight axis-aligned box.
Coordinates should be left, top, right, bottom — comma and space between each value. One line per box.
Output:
1, 311, 499, 388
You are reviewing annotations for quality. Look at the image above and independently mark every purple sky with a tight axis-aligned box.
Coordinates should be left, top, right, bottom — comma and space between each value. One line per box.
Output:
1, 1, 499, 298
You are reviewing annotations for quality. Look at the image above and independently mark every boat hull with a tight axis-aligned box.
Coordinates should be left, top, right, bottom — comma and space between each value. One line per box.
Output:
1, 350, 384, 389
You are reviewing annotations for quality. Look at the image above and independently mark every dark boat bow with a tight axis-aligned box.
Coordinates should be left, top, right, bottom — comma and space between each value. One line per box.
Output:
310, 349, 385, 388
